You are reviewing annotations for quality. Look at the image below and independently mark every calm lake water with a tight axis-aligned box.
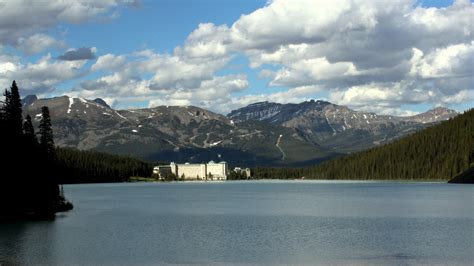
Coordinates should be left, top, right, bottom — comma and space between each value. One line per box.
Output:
1, 181, 473, 265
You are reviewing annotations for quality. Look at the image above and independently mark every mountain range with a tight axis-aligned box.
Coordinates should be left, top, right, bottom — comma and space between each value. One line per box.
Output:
228, 100, 457, 152
23, 95, 458, 166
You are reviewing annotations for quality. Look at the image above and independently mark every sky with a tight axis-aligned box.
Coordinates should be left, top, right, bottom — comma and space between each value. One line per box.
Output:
0, 0, 472, 116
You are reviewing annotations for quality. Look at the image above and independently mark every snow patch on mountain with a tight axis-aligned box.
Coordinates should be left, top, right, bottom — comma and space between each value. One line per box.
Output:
67, 98, 74, 114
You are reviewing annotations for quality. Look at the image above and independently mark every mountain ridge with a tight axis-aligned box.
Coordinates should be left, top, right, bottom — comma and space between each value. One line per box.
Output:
23, 95, 331, 166
22, 95, 459, 166
228, 100, 458, 152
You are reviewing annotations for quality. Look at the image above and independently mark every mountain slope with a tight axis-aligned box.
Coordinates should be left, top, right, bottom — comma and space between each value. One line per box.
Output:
24, 96, 329, 166
228, 100, 458, 152
24, 95, 461, 168
311, 108, 473, 180
255, 109, 473, 180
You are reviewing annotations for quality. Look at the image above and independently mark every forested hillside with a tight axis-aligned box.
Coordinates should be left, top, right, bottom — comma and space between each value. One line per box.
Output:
55, 148, 153, 184
255, 109, 473, 180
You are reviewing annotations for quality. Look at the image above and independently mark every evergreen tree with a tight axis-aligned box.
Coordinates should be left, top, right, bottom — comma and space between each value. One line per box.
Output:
4, 81, 23, 137
1, 81, 72, 217
0, 90, 6, 180
39, 106, 55, 155
23, 114, 38, 146
1, 82, 23, 208
2, 89, 12, 140
0, 89, 6, 129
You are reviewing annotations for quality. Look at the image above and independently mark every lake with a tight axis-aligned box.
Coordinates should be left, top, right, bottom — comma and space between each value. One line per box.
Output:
1, 181, 473, 265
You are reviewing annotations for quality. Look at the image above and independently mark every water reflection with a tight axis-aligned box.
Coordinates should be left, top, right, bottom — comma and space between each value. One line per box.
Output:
0, 219, 56, 265
0, 182, 472, 265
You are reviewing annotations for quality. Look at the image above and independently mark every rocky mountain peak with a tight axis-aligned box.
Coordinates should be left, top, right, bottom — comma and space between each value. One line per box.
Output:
405, 107, 458, 124
93, 98, 110, 108
248, 101, 272, 107
228, 100, 459, 152
227, 101, 283, 122
310, 99, 331, 105
21, 94, 38, 107
22, 96, 327, 166
428, 107, 457, 115
228, 99, 339, 124
20, 94, 461, 166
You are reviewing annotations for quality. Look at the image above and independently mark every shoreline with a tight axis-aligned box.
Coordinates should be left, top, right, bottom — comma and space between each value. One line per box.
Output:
63, 178, 451, 186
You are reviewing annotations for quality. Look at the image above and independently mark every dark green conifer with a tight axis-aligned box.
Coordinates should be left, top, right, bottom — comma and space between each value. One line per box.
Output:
1, 81, 72, 216
23, 114, 38, 146
39, 106, 55, 155
4, 81, 23, 137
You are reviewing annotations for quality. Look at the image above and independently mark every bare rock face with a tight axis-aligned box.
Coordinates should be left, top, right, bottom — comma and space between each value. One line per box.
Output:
404, 107, 458, 124
93, 98, 111, 108
24, 95, 458, 166
23, 96, 328, 166
228, 100, 458, 152
21, 95, 38, 107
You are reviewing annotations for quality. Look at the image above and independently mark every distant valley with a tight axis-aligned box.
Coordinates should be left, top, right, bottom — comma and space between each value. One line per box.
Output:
23, 95, 458, 166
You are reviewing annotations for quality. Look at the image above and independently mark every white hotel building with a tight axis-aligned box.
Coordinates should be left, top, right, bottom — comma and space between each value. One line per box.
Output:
154, 161, 228, 180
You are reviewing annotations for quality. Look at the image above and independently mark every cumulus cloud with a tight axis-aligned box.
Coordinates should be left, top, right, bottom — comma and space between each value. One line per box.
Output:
410, 42, 474, 79
179, 23, 230, 59
0, 53, 87, 94
0, 0, 136, 95
225, 0, 473, 114
91, 54, 127, 71
148, 74, 248, 110
0, 0, 136, 52
16, 33, 65, 55
18, 0, 472, 115
58, 47, 97, 61
439, 89, 474, 105
75, 48, 248, 112
149, 57, 230, 90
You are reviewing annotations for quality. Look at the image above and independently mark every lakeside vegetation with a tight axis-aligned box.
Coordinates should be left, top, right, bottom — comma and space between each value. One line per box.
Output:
55, 148, 153, 184
254, 109, 473, 181
0, 81, 72, 218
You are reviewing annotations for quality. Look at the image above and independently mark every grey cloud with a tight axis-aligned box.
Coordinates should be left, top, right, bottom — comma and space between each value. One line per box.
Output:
78, 80, 108, 91
58, 47, 96, 61
148, 83, 174, 91
0, 1, 133, 54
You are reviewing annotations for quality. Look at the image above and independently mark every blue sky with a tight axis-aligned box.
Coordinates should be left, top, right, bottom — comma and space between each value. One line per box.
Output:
0, 0, 472, 115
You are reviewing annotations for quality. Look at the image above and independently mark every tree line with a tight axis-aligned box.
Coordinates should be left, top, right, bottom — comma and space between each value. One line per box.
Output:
55, 148, 153, 183
253, 109, 473, 181
0, 81, 72, 218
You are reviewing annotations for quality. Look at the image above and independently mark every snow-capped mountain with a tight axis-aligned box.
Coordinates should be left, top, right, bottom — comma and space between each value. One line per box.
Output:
228, 100, 458, 152
23, 95, 458, 165
23, 96, 328, 166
